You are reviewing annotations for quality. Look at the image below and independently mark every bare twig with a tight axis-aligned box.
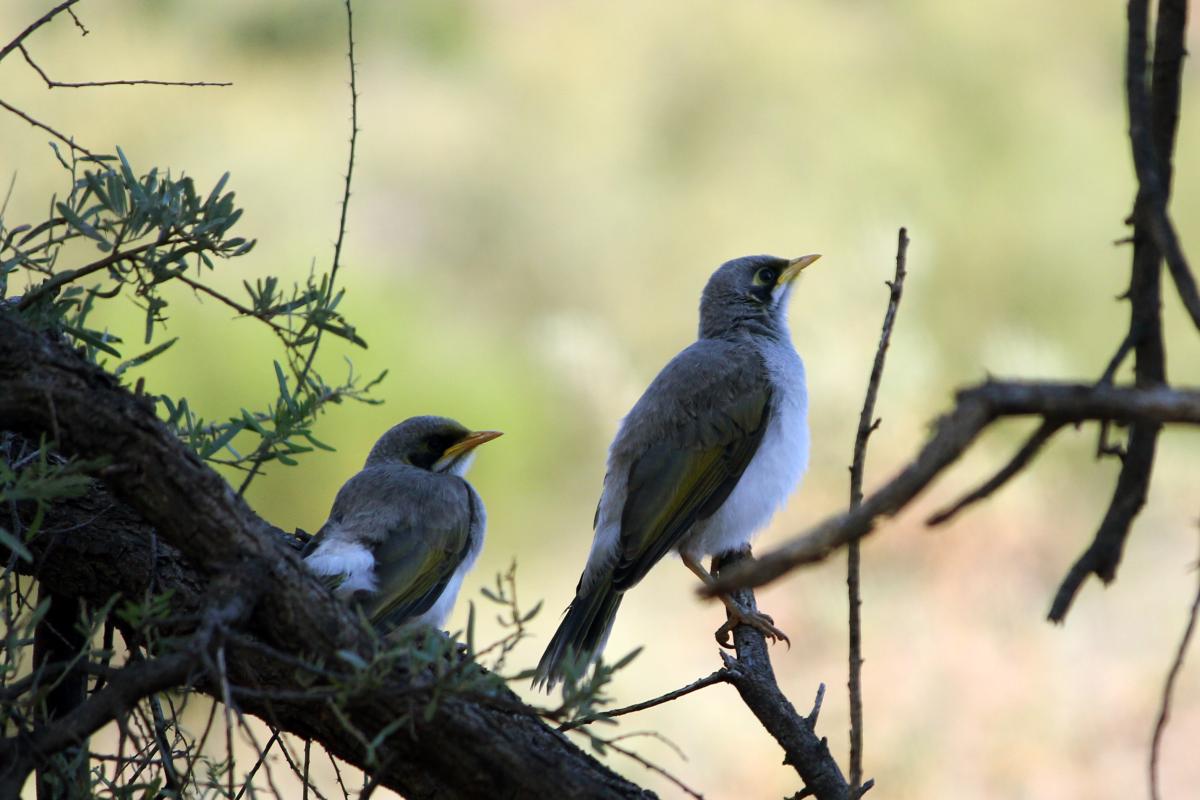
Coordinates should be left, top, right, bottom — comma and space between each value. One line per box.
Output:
558, 669, 729, 731
175, 273, 294, 338
291, 0, 360, 391
601, 734, 704, 800
1098, 332, 1135, 386
927, 418, 1064, 526
845, 227, 908, 795
64, 7, 88, 36
1149, 535, 1200, 800
0, 97, 95, 159
17, 45, 230, 89
706, 381, 1200, 594
239, 0, 360, 496
0, 0, 81, 64
146, 692, 182, 794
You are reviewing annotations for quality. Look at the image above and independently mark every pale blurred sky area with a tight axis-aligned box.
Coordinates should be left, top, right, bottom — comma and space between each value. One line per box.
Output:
4, 1, 1200, 798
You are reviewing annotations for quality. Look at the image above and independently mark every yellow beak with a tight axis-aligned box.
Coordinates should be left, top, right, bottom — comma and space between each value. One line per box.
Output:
777, 253, 822, 285
441, 430, 503, 460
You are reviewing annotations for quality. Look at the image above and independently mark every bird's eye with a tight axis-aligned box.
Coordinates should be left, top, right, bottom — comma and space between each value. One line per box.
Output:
752, 267, 776, 287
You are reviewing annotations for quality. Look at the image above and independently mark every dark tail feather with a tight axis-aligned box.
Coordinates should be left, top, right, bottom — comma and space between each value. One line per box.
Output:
532, 581, 623, 692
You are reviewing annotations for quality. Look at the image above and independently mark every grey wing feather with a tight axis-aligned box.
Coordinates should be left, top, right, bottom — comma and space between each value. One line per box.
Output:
608, 340, 772, 588
365, 481, 477, 629
314, 466, 477, 629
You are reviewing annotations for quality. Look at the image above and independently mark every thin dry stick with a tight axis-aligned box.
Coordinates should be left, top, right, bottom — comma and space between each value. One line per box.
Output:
846, 228, 909, 795
238, 0, 360, 496
705, 381, 1200, 594
1149, 534, 1200, 800
600, 735, 704, 800
0, 97, 96, 158
18, 44, 230, 89
0, 0, 81, 63
926, 417, 1064, 526
557, 669, 729, 731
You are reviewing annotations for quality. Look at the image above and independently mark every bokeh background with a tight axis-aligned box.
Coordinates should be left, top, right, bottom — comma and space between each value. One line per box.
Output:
5, 1, 1200, 797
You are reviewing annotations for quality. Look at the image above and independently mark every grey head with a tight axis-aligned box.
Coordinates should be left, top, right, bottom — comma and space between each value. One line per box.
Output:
699, 254, 821, 340
365, 415, 502, 476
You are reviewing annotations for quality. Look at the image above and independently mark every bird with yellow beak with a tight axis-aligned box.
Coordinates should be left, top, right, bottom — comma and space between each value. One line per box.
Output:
303, 416, 502, 633
534, 253, 820, 690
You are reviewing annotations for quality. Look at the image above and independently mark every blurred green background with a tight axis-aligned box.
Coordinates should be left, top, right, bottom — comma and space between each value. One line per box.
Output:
4, 1, 1200, 797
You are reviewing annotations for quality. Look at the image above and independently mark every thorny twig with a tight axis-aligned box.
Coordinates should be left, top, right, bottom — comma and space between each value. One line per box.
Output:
846, 227, 908, 795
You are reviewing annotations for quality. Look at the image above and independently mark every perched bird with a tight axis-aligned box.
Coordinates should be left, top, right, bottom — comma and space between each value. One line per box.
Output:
303, 416, 502, 633
534, 253, 820, 690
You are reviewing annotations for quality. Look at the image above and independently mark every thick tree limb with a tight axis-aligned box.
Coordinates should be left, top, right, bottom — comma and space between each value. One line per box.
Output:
705, 381, 1200, 594
1046, 0, 1191, 623
0, 310, 651, 800
1125, 0, 1198, 331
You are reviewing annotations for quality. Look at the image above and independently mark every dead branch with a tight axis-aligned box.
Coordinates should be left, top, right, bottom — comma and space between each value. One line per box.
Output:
0, 0, 82, 64
713, 549, 853, 800
16, 44, 230, 89
1149, 534, 1200, 800
706, 381, 1200, 595
845, 227, 909, 795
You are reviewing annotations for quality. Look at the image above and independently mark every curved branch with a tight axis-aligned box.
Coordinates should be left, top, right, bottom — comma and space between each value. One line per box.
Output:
706, 380, 1200, 595
0, 310, 650, 800
714, 549, 853, 800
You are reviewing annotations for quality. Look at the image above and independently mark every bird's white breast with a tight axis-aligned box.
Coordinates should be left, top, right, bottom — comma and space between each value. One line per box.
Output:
305, 533, 378, 596
681, 345, 809, 560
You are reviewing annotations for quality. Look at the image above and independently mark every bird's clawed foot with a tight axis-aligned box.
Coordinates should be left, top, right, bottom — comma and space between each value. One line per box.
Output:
714, 600, 790, 649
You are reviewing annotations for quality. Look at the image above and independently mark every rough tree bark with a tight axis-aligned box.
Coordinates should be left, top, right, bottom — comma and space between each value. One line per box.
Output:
0, 310, 652, 799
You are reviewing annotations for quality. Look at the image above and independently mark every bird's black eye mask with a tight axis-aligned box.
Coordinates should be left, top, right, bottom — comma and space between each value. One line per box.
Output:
409, 433, 464, 470
747, 265, 779, 305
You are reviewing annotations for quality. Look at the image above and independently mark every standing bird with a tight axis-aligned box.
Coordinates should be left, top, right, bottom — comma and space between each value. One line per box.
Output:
534, 253, 820, 690
303, 416, 502, 633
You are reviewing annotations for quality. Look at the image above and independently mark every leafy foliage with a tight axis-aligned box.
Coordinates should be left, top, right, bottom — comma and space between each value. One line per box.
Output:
0, 147, 385, 488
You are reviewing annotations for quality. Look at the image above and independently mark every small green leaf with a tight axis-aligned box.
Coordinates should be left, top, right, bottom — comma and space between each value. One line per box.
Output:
0, 526, 32, 562
204, 171, 230, 210
200, 422, 245, 459
61, 324, 122, 357
273, 361, 294, 412
114, 337, 178, 377
335, 650, 367, 670
55, 201, 106, 245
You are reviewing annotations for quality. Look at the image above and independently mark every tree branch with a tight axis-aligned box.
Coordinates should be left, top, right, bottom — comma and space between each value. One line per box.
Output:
17, 44, 230, 89
0, 586, 251, 797
845, 227, 908, 795
926, 418, 1064, 526
713, 549, 852, 800
705, 380, 1200, 595
0, 0, 81, 64
0, 97, 96, 159
0, 309, 651, 799
558, 670, 729, 732
1149, 533, 1200, 800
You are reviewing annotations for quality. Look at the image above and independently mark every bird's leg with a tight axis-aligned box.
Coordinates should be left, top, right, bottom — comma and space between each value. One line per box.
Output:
680, 553, 790, 649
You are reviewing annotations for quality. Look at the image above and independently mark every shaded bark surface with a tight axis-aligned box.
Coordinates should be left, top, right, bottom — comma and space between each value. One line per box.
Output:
0, 310, 652, 800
